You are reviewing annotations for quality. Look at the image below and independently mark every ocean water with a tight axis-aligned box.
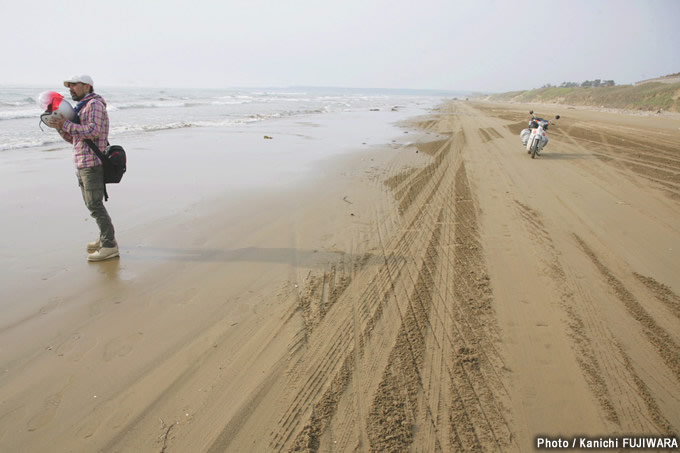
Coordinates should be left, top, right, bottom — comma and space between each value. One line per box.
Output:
0, 85, 450, 152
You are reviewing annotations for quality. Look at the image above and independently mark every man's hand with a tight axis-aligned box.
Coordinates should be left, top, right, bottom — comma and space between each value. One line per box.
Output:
47, 114, 66, 130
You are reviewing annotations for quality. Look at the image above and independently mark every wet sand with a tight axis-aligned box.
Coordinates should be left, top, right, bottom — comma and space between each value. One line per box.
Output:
1, 102, 679, 451
0, 109, 417, 322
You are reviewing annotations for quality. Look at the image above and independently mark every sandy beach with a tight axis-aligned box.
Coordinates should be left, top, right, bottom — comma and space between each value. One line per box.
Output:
1, 101, 679, 451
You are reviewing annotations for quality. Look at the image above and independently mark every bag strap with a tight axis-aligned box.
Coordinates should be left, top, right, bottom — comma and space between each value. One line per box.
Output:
72, 97, 93, 124
83, 139, 110, 202
84, 139, 107, 162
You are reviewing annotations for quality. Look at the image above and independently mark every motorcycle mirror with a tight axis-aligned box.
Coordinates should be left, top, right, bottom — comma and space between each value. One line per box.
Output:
529, 110, 534, 114
555, 115, 560, 119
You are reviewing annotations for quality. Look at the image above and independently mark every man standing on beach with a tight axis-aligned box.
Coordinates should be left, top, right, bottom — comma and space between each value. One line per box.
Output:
49, 75, 118, 262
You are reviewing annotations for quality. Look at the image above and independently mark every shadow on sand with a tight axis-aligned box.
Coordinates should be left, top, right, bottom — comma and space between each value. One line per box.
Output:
531, 152, 597, 160
120, 246, 401, 267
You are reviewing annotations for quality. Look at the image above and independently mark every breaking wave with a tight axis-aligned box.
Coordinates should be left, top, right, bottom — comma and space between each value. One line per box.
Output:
0, 109, 41, 120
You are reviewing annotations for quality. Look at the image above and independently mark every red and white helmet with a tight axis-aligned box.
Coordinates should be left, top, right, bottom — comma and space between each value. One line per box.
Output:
38, 91, 75, 122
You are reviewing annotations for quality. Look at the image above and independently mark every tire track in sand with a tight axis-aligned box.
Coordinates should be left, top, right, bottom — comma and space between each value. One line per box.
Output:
444, 162, 511, 451
383, 129, 512, 451
513, 201, 620, 426
633, 273, 680, 321
274, 126, 512, 451
513, 202, 678, 433
573, 234, 680, 383
272, 136, 456, 451
365, 208, 445, 452
366, 153, 511, 451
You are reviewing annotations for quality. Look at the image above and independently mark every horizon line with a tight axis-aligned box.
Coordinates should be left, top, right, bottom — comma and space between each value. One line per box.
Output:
0, 82, 478, 94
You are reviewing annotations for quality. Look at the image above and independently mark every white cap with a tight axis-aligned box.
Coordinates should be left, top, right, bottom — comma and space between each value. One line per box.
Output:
63, 75, 94, 88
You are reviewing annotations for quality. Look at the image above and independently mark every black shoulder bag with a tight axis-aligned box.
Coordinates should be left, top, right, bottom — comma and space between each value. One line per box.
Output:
84, 139, 127, 201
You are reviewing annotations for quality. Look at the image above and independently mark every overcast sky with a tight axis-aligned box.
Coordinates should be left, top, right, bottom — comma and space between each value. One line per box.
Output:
1, 0, 678, 92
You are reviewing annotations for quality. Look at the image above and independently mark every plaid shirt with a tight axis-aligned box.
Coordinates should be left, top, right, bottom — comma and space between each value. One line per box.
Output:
59, 93, 109, 169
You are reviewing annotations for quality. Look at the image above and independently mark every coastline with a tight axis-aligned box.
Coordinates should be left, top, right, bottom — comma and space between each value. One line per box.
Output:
1, 100, 678, 451
0, 107, 427, 318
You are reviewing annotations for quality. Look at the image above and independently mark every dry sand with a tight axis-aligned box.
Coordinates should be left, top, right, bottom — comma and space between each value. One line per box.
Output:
1, 102, 679, 451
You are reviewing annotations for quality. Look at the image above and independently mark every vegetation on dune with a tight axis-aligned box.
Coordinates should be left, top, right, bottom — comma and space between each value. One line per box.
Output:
485, 82, 680, 112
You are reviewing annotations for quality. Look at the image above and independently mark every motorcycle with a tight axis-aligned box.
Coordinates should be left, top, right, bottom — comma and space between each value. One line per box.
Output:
520, 111, 560, 159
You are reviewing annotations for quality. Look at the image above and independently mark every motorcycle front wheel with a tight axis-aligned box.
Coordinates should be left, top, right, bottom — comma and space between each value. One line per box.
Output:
530, 140, 539, 159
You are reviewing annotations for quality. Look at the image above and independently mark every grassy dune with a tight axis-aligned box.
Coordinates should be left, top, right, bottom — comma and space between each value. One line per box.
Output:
485, 82, 680, 112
